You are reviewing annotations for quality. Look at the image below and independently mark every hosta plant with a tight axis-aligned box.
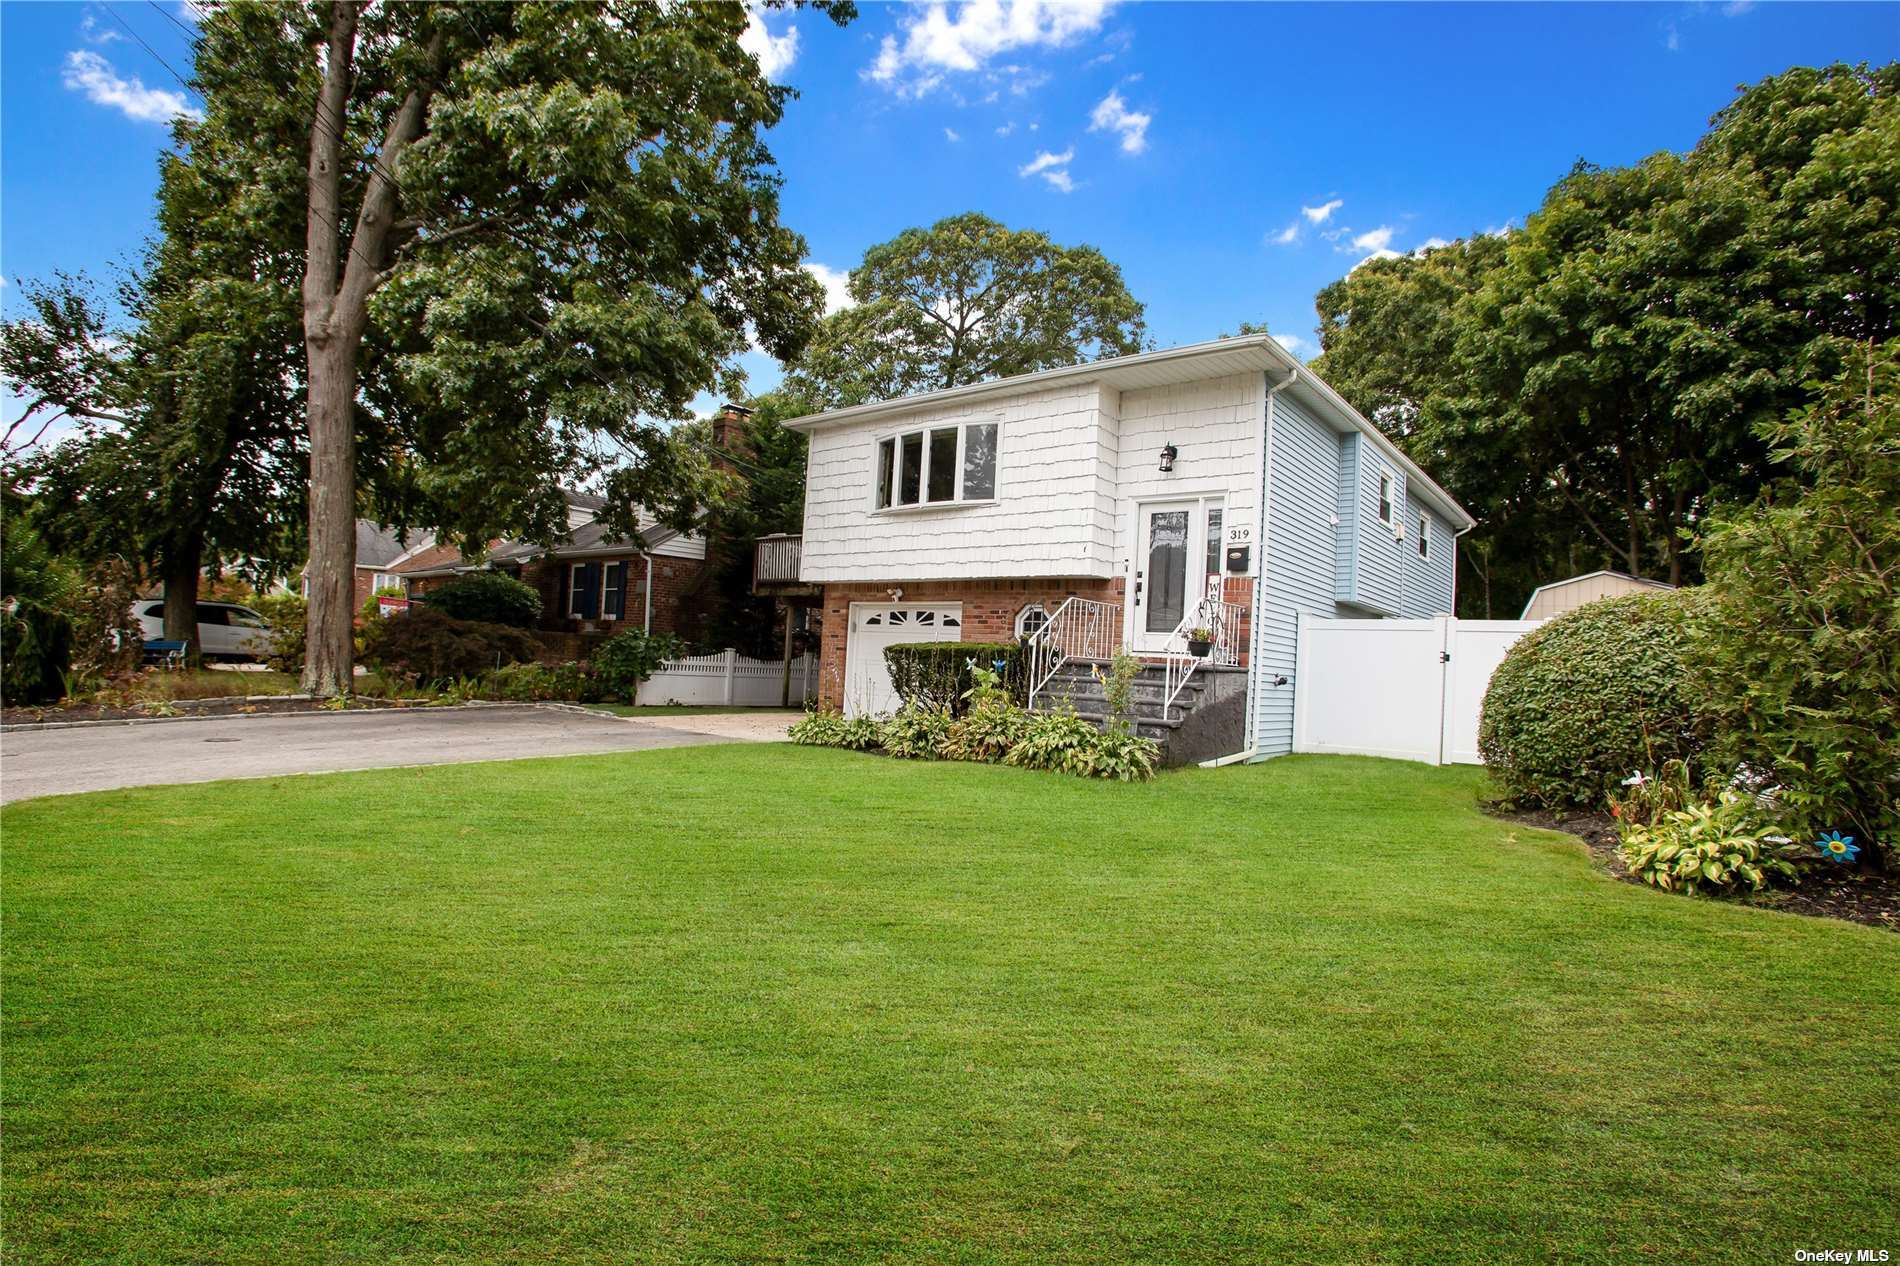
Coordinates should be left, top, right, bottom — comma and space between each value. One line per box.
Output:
1003, 708, 1100, 775
882, 704, 951, 760
940, 699, 1031, 763
1618, 790, 1801, 896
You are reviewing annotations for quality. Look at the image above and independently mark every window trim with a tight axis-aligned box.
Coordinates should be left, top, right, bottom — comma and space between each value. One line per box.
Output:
871, 418, 1001, 512
568, 561, 599, 619
602, 560, 624, 620
1377, 471, 1394, 525
1014, 603, 1050, 640
1417, 512, 1430, 559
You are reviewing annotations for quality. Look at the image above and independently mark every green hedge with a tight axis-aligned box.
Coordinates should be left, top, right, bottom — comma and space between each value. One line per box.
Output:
363, 607, 542, 684
420, 571, 543, 628
883, 641, 1026, 715
1479, 591, 1709, 808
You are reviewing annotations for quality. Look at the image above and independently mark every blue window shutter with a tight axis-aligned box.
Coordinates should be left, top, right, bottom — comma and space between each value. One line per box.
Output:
608, 563, 628, 619
576, 562, 602, 618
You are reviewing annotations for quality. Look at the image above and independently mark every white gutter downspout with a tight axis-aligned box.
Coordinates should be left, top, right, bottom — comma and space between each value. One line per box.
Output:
643, 553, 654, 632
1209, 365, 1299, 768
1449, 520, 1475, 617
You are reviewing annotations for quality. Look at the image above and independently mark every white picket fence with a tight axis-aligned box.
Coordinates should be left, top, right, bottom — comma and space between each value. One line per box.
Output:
1292, 615, 1542, 766
635, 649, 816, 707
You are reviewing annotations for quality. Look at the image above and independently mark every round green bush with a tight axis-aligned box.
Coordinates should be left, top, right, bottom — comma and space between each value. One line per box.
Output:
421, 572, 542, 628
1479, 590, 1710, 808
363, 606, 542, 684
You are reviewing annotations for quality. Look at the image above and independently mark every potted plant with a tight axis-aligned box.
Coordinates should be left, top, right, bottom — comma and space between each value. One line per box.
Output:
1186, 626, 1215, 658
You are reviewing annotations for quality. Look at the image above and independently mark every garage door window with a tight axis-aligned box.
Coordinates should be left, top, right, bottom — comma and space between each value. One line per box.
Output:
862, 609, 959, 629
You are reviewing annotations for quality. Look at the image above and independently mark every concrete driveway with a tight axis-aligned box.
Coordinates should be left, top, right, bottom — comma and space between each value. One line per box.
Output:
0, 705, 785, 804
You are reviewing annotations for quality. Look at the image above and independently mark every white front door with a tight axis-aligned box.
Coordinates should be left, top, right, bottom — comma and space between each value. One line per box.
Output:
1130, 499, 1223, 652
843, 602, 964, 718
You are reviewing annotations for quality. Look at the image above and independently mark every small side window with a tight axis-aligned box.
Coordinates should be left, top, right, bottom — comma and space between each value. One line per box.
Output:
1417, 513, 1429, 558
1378, 472, 1393, 524
1015, 603, 1049, 640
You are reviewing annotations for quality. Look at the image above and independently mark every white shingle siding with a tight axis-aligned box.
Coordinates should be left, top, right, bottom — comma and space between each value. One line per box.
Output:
798, 374, 1262, 584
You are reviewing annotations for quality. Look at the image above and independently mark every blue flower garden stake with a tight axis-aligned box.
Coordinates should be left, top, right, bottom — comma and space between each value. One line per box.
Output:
1815, 831, 1860, 864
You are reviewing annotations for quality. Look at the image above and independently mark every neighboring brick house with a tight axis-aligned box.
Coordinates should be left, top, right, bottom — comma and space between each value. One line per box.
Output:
780, 333, 1475, 760
302, 521, 436, 609
394, 489, 711, 658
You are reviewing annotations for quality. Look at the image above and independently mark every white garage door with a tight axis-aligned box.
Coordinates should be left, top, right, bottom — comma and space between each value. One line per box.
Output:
843, 602, 963, 718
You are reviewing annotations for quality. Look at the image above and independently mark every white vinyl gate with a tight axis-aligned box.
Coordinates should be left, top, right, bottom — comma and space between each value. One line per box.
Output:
1291, 615, 1541, 765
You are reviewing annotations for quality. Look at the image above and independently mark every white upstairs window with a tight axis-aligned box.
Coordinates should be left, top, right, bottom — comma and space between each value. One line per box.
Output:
873, 422, 999, 510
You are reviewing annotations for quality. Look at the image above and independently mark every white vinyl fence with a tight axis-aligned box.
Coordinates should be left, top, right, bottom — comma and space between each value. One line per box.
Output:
635, 650, 816, 707
1292, 615, 1542, 766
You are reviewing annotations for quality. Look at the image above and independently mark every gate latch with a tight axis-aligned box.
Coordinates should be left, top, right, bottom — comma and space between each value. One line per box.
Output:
1439, 651, 1451, 664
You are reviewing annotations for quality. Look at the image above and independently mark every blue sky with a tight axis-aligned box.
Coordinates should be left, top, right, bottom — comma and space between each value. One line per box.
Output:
3, 0, 1894, 425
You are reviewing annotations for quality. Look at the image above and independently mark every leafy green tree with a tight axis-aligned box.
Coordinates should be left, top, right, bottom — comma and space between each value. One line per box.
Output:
684, 388, 816, 658
1311, 63, 1897, 612
1691, 344, 1899, 863
789, 212, 1146, 407
176, 1, 850, 695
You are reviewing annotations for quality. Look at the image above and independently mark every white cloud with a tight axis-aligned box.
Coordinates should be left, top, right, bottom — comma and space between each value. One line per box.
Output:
944, 126, 961, 142
1349, 248, 1402, 272
1413, 236, 1451, 254
1350, 226, 1396, 253
995, 121, 1016, 136
1302, 198, 1343, 225
61, 50, 200, 123
1665, 23, 1680, 51
78, 12, 124, 44
803, 263, 855, 315
1271, 223, 1301, 246
1272, 333, 1308, 357
738, 4, 800, 81
1722, 1, 1755, 15
868, 0, 1117, 95
1087, 90, 1150, 154
1019, 147, 1076, 192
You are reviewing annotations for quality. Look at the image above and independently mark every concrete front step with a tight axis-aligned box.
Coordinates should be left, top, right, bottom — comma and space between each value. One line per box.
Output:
1032, 660, 1248, 765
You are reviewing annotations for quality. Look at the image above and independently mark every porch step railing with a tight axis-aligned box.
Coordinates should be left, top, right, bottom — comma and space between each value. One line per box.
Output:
1025, 596, 1119, 709
1160, 597, 1248, 711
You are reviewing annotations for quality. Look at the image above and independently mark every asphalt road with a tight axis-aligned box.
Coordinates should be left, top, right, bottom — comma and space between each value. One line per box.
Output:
0, 706, 736, 804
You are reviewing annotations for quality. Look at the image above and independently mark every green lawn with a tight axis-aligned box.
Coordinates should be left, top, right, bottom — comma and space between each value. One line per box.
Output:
4, 750, 1895, 1264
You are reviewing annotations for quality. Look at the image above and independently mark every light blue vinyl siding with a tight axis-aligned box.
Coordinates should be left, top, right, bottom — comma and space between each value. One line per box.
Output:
1332, 432, 1360, 603
1351, 452, 1404, 615
1250, 390, 1343, 758
1399, 490, 1457, 617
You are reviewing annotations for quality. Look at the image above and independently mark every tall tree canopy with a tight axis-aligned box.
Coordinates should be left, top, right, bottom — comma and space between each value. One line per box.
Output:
789, 212, 1146, 407
175, 0, 850, 693
1312, 62, 1897, 615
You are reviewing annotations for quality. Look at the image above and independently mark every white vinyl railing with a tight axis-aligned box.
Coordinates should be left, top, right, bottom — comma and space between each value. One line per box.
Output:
1160, 597, 1248, 712
1025, 596, 1119, 709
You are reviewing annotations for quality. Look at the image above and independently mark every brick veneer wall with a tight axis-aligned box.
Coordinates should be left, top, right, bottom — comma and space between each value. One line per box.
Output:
814, 574, 1256, 710
813, 577, 1119, 710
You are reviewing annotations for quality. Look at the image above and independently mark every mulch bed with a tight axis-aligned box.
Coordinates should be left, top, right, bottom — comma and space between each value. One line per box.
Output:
1, 695, 413, 727
1491, 805, 1899, 934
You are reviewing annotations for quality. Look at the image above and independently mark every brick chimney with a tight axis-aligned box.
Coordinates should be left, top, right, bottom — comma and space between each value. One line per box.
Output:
710, 403, 754, 471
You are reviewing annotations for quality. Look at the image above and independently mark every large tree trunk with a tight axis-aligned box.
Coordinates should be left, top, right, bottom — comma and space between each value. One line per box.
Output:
160, 537, 203, 663
302, 339, 358, 695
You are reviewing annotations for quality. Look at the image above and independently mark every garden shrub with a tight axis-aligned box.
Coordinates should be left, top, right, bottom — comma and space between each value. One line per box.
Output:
255, 593, 308, 673
1688, 344, 1899, 864
420, 572, 542, 628
789, 709, 846, 746
478, 661, 602, 703
0, 516, 73, 705
1003, 708, 1099, 775
882, 703, 951, 759
363, 606, 541, 684
1479, 590, 1710, 809
592, 627, 685, 703
1618, 790, 1802, 896
940, 699, 1031, 763
884, 641, 1026, 715
64, 559, 141, 686
789, 708, 882, 751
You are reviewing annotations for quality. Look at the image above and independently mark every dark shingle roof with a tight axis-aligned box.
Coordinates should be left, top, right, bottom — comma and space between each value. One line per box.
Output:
356, 521, 433, 569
